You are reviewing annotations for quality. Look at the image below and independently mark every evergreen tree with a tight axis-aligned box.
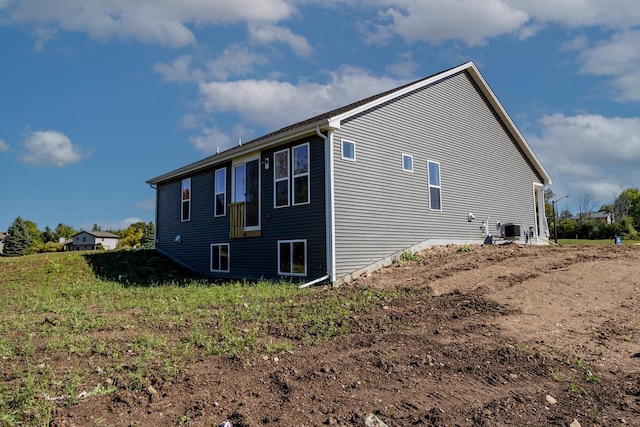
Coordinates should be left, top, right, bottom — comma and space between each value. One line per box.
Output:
4, 217, 32, 257
42, 226, 56, 243
141, 221, 155, 246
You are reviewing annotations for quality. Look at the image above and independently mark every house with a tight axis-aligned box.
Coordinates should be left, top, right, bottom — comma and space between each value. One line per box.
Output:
147, 62, 552, 286
571, 212, 614, 224
68, 231, 120, 251
0, 232, 5, 255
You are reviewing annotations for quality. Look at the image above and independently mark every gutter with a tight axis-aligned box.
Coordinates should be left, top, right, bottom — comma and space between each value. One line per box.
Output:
147, 118, 335, 185
316, 125, 336, 284
298, 274, 330, 289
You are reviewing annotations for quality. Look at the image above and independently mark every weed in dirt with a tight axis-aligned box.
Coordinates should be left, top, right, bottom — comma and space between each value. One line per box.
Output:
618, 335, 632, 342
568, 382, 587, 395
457, 244, 474, 253
400, 251, 420, 261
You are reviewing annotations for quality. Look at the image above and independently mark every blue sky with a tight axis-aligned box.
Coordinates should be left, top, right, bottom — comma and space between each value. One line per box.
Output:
1, 0, 639, 232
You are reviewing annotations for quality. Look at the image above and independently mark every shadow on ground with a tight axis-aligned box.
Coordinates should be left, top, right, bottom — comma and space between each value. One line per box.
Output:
82, 249, 210, 287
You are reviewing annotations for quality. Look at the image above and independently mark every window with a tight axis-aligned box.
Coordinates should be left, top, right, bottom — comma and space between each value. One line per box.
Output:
402, 154, 413, 172
293, 143, 309, 205
233, 157, 260, 229
428, 161, 442, 211
274, 149, 290, 208
210, 244, 230, 272
181, 178, 191, 221
215, 168, 226, 217
341, 139, 356, 161
278, 240, 307, 276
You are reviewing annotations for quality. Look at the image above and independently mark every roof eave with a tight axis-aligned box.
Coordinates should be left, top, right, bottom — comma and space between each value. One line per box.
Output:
147, 118, 337, 185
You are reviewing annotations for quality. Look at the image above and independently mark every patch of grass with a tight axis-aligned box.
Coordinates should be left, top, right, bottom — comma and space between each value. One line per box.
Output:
0, 250, 404, 425
399, 251, 420, 261
457, 244, 474, 253
557, 238, 640, 246
568, 382, 587, 394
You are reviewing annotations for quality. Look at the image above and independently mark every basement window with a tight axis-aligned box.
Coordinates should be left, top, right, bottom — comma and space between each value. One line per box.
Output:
278, 240, 306, 276
210, 243, 230, 273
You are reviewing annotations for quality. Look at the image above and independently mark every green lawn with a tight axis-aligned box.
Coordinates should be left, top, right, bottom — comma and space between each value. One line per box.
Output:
0, 250, 396, 426
556, 238, 640, 245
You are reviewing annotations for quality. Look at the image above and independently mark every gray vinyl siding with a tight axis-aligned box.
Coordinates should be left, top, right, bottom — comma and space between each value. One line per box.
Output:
332, 70, 543, 278
155, 138, 326, 282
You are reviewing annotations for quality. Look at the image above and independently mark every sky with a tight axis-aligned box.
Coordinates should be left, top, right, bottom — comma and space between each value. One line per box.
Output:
1, 0, 639, 232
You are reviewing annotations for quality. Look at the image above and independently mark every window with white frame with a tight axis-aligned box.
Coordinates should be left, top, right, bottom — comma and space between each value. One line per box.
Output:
181, 178, 191, 221
292, 143, 309, 205
402, 154, 413, 172
274, 149, 290, 208
210, 243, 230, 272
428, 161, 442, 211
214, 168, 226, 217
341, 139, 356, 161
278, 240, 306, 276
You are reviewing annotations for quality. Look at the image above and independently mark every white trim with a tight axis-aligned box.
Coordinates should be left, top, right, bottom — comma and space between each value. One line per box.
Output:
402, 153, 413, 172
341, 139, 356, 161
210, 243, 230, 273
326, 131, 336, 282
181, 178, 191, 222
428, 160, 442, 211
232, 154, 261, 231
214, 167, 226, 217
273, 148, 290, 208
292, 142, 310, 206
277, 239, 307, 276
148, 62, 550, 187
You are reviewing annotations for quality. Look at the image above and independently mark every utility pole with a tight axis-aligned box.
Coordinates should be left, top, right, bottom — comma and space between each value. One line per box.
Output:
552, 195, 570, 244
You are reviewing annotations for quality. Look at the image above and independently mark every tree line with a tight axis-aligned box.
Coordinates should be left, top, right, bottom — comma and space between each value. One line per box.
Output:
546, 187, 640, 240
2, 218, 155, 257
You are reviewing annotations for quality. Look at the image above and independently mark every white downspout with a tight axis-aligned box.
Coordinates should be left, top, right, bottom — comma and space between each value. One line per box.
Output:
317, 126, 336, 283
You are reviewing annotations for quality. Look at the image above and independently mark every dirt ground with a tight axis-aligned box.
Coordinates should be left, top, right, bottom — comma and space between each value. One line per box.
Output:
52, 244, 640, 426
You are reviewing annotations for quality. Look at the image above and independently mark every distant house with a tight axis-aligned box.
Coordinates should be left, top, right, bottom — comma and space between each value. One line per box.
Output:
68, 231, 120, 251
147, 61, 552, 286
0, 232, 5, 255
571, 212, 614, 224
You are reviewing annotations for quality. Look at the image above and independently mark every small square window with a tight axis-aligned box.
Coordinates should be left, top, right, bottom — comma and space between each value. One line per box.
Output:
402, 154, 413, 172
341, 140, 356, 161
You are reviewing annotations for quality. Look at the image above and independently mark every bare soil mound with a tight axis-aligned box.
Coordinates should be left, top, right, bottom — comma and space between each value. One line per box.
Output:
52, 244, 640, 426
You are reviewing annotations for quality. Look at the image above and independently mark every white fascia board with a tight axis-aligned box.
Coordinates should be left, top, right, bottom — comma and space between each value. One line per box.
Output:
147, 118, 339, 185
328, 62, 474, 125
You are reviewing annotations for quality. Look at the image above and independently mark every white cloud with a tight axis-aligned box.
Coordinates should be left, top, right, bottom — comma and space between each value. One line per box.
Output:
386, 51, 418, 78
189, 125, 233, 154
360, 0, 640, 46
0, 138, 9, 152
576, 30, 640, 101
206, 47, 270, 81
19, 130, 89, 167
529, 113, 640, 207
248, 23, 312, 57
4, 0, 295, 47
512, 0, 640, 29
153, 54, 196, 83
154, 48, 270, 84
197, 66, 403, 130
370, 0, 529, 46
